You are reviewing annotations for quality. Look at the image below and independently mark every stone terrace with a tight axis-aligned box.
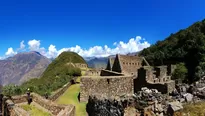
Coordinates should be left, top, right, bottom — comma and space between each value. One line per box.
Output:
3, 93, 75, 116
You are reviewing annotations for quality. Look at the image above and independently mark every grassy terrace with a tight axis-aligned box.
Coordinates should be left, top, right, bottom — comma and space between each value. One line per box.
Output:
56, 76, 87, 116
21, 104, 51, 116
181, 101, 205, 115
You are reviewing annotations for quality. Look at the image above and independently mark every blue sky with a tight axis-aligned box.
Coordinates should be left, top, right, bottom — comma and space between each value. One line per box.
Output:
0, 0, 205, 58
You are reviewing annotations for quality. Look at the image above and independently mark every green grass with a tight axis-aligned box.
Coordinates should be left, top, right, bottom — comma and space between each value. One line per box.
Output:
56, 77, 87, 116
21, 104, 51, 116
181, 102, 205, 116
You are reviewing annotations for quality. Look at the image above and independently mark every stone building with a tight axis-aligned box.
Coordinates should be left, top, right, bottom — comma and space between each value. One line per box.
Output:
106, 54, 150, 76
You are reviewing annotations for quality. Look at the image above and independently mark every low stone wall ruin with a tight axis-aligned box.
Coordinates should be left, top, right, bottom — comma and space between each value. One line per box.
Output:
85, 69, 101, 76
80, 76, 133, 102
2, 93, 75, 116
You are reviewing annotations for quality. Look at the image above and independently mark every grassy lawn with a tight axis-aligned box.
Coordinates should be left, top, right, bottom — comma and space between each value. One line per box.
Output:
181, 102, 205, 116
21, 104, 51, 116
56, 77, 87, 116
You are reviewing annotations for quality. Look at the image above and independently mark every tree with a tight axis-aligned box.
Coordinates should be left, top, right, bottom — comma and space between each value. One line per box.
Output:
172, 63, 188, 82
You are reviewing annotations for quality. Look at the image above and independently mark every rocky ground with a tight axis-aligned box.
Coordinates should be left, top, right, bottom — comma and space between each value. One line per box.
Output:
86, 77, 205, 116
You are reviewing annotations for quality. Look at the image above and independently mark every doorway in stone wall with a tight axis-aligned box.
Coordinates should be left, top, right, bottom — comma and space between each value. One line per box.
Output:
133, 68, 146, 93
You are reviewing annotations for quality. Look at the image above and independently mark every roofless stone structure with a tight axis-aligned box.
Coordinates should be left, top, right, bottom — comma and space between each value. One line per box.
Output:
81, 54, 176, 102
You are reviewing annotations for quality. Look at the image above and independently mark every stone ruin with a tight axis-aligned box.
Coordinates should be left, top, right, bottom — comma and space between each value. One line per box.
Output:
81, 54, 176, 102
0, 76, 79, 116
80, 54, 181, 115
1, 93, 75, 116
66, 62, 88, 69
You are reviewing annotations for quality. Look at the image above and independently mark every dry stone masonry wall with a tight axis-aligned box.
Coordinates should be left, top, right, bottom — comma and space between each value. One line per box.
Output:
2, 93, 75, 116
80, 76, 133, 102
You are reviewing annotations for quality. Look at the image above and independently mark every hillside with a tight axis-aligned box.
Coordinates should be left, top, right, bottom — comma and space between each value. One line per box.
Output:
41, 51, 86, 78
8, 51, 87, 96
0, 51, 51, 86
139, 19, 205, 82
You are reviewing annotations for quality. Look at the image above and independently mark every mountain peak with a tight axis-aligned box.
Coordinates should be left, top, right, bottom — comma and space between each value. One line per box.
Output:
0, 51, 51, 86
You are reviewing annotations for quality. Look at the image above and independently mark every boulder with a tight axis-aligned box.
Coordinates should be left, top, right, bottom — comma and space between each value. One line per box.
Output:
183, 93, 193, 102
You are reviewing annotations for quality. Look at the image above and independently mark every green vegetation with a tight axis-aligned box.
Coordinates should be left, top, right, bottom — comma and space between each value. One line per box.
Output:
2, 52, 86, 96
181, 102, 205, 116
21, 104, 51, 116
56, 77, 87, 116
172, 63, 188, 82
140, 19, 205, 83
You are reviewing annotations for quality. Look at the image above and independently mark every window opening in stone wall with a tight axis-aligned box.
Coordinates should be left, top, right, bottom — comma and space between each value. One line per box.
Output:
129, 63, 131, 65
107, 79, 110, 84
123, 62, 125, 64
126, 62, 128, 65
132, 63, 134, 65
138, 62, 140, 66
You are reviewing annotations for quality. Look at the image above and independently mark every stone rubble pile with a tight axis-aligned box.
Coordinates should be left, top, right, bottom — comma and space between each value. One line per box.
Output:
133, 77, 205, 115
133, 87, 178, 115
86, 96, 124, 116
86, 77, 205, 116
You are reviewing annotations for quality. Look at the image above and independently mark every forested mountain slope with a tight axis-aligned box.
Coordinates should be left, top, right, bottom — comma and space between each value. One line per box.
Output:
139, 19, 205, 82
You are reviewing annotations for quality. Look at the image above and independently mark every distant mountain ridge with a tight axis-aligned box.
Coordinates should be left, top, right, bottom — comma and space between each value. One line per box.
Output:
0, 51, 51, 86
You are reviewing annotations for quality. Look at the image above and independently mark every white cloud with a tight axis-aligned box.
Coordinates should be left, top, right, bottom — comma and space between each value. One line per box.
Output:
20, 40, 25, 49
28, 39, 41, 51
54, 36, 150, 58
28, 39, 46, 55
46, 44, 58, 58
0, 36, 151, 59
5, 47, 17, 56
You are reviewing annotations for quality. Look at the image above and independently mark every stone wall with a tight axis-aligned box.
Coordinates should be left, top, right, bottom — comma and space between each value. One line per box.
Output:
167, 64, 177, 76
100, 70, 124, 76
155, 66, 168, 79
49, 76, 78, 101
33, 93, 75, 116
134, 67, 175, 94
74, 63, 88, 69
11, 95, 27, 104
2, 98, 30, 116
6, 93, 75, 116
80, 76, 134, 102
111, 54, 144, 76
85, 69, 101, 76
10, 105, 30, 116
166, 81, 176, 94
